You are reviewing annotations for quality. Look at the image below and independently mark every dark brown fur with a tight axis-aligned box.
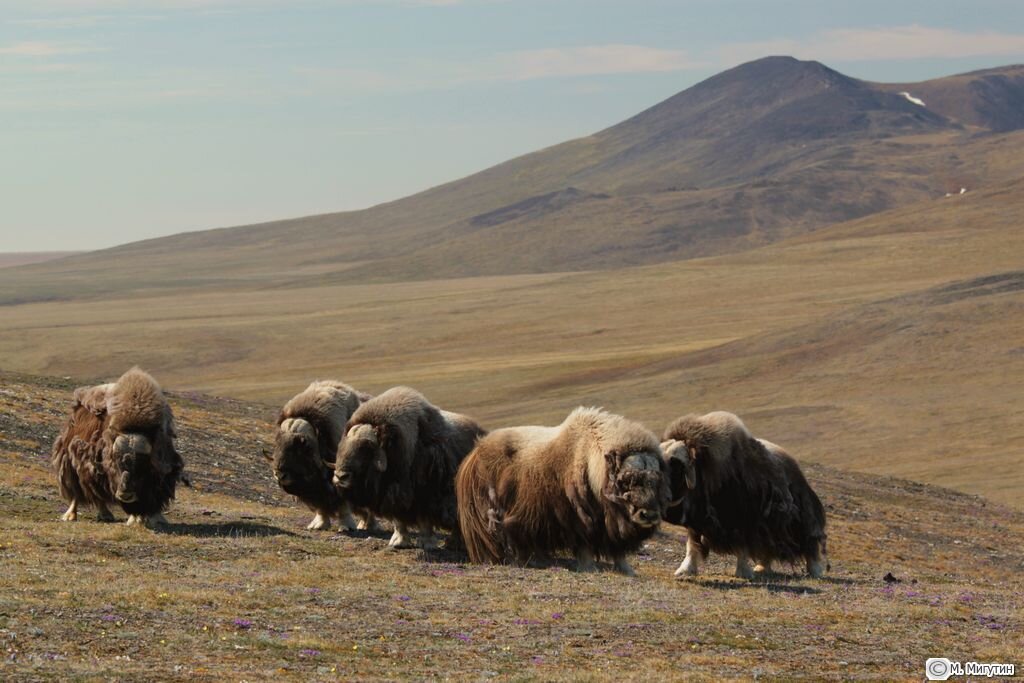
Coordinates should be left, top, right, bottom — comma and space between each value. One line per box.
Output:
456, 407, 669, 573
268, 381, 370, 528
662, 412, 827, 576
52, 367, 183, 520
333, 386, 485, 535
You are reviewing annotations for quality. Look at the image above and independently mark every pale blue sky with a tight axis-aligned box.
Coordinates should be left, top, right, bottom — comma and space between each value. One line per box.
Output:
3, 0, 1024, 251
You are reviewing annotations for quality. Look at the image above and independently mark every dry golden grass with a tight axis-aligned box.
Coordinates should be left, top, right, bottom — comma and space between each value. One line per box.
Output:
0, 178, 1022, 505
1, 372, 1021, 681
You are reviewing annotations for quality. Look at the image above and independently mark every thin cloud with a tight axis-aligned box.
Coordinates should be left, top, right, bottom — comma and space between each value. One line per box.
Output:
0, 41, 85, 56
720, 25, 1024, 65
298, 43, 704, 94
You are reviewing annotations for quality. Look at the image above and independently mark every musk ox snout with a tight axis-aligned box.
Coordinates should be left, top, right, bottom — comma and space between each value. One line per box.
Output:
334, 424, 385, 486
115, 472, 137, 503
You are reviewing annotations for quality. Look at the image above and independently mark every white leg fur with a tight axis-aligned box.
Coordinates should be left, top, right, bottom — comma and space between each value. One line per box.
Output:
307, 511, 330, 531
356, 512, 379, 532
575, 548, 597, 573
337, 506, 357, 531
125, 514, 143, 526
613, 555, 636, 577
735, 552, 754, 579
61, 500, 78, 522
96, 503, 115, 522
753, 559, 772, 574
674, 536, 704, 577
388, 522, 414, 549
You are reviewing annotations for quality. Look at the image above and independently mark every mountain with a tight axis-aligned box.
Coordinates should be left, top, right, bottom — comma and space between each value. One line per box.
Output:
4, 57, 1024, 303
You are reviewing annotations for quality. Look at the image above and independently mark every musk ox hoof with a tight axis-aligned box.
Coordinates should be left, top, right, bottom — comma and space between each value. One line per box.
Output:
60, 509, 78, 522
420, 533, 440, 551
125, 515, 144, 527
337, 512, 357, 531
807, 559, 827, 578
675, 558, 699, 578
753, 562, 771, 575
356, 516, 380, 532
387, 529, 415, 550
145, 513, 169, 529
96, 506, 115, 523
613, 557, 636, 577
735, 561, 755, 580
307, 513, 330, 531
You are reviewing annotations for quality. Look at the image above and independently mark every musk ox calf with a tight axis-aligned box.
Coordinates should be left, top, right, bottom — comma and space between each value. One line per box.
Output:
52, 367, 184, 527
661, 411, 828, 579
456, 407, 669, 575
332, 386, 485, 549
266, 380, 376, 531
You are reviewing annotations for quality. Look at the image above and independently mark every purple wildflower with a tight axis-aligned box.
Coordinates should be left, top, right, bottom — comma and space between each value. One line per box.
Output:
233, 618, 253, 629
551, 613, 564, 621
453, 633, 471, 643
531, 656, 544, 665
395, 595, 411, 602
513, 618, 540, 626
299, 649, 320, 657
100, 614, 119, 623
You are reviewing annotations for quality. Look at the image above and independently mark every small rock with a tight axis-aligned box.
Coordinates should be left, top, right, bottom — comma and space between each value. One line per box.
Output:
883, 572, 901, 584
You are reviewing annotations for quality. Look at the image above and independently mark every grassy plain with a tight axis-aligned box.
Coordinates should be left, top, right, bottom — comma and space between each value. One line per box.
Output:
1, 179, 1022, 505
1, 371, 1021, 681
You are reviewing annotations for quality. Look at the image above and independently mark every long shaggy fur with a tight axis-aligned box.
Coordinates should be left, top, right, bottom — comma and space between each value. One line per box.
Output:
333, 386, 485, 537
456, 407, 669, 573
662, 411, 827, 577
269, 380, 371, 530
52, 367, 183, 522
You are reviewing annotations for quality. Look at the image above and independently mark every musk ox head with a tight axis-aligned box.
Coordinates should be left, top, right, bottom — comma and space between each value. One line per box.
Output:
660, 439, 696, 525
604, 451, 666, 528
266, 417, 332, 497
332, 423, 388, 496
108, 431, 161, 504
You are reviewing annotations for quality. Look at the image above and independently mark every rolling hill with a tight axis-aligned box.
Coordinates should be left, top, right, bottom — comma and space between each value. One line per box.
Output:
3, 57, 1024, 303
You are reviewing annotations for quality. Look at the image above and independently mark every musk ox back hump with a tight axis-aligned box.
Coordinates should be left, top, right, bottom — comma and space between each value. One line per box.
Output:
105, 367, 169, 434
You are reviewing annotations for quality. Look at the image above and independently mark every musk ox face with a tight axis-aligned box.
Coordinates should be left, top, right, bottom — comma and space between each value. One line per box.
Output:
608, 452, 665, 528
268, 418, 330, 497
660, 439, 695, 525
109, 432, 155, 504
332, 424, 386, 494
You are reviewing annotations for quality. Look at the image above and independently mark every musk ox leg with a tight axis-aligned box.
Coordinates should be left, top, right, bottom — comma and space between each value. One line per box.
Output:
337, 507, 357, 532
674, 532, 706, 578
807, 552, 827, 578
575, 548, 597, 573
613, 555, 636, 577
419, 526, 440, 551
60, 499, 79, 522
388, 522, 415, 550
307, 511, 331, 531
734, 551, 754, 580
96, 502, 115, 523
145, 513, 169, 529
125, 514, 144, 526
356, 512, 380, 532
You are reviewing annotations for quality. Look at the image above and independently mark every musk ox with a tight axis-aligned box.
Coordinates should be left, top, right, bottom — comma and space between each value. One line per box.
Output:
456, 407, 669, 575
52, 367, 185, 527
661, 411, 828, 579
265, 380, 377, 531
332, 386, 485, 549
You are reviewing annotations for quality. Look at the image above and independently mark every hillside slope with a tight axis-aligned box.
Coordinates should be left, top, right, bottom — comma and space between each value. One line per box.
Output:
4, 58, 1024, 303
1, 370, 1022, 680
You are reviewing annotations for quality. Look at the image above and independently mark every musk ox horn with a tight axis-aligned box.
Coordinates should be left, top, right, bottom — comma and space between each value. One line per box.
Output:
622, 453, 659, 471
662, 439, 696, 491
113, 433, 152, 456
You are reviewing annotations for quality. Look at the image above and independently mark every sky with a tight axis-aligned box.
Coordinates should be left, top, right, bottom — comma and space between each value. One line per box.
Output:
2, 0, 1024, 252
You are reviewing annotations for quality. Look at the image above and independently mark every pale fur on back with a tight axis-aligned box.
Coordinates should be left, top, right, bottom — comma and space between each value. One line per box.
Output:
279, 380, 364, 452
105, 367, 169, 434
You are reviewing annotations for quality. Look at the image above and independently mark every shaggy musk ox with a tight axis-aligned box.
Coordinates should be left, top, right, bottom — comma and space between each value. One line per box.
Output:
52, 367, 184, 527
266, 380, 376, 531
456, 407, 669, 575
332, 386, 485, 549
661, 411, 828, 579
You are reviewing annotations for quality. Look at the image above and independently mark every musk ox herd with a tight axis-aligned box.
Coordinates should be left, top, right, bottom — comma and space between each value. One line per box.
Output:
52, 368, 829, 579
